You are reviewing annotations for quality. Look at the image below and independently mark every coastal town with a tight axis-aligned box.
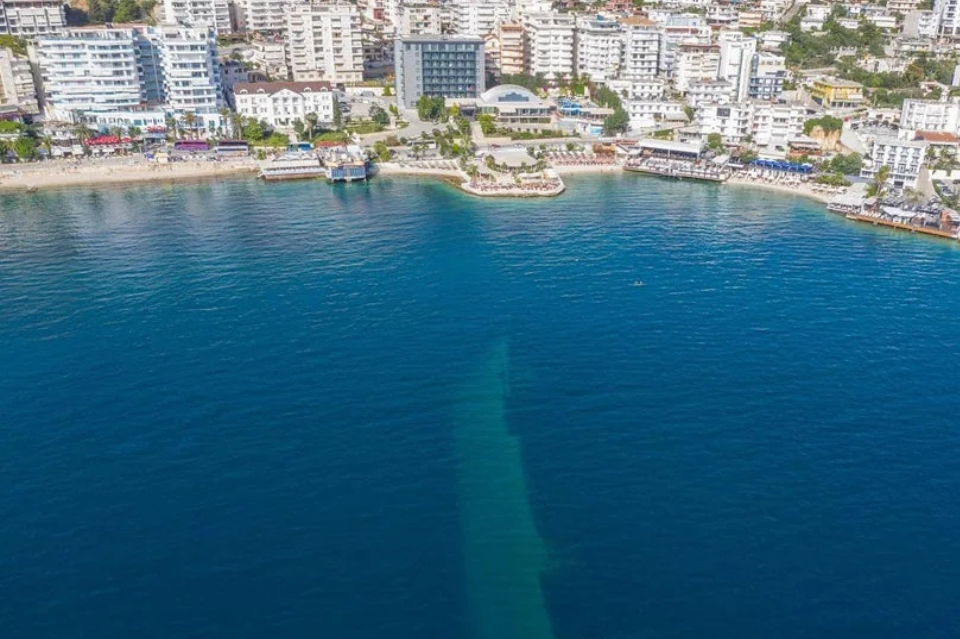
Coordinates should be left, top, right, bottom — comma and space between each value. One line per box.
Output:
2, 0, 960, 237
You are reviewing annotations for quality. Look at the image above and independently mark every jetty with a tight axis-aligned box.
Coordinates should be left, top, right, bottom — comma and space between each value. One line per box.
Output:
258, 156, 324, 181
623, 158, 729, 183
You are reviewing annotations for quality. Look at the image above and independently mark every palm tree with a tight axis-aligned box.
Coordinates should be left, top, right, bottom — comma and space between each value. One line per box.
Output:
304, 112, 318, 139
183, 112, 197, 139
865, 164, 891, 203
292, 119, 305, 141
72, 123, 93, 145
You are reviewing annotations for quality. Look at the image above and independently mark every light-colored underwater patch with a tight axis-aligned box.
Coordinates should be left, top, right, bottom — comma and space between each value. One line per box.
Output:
454, 339, 557, 639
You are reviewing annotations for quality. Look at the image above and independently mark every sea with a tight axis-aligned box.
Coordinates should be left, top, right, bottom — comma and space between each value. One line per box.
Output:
2, 174, 960, 639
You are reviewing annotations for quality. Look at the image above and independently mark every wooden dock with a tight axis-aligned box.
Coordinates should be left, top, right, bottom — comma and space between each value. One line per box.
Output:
844, 213, 959, 240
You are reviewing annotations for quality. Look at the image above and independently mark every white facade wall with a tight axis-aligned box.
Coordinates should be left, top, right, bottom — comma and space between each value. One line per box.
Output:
0, 0, 65, 38
674, 44, 719, 93
524, 13, 575, 80
285, 1, 364, 83
717, 30, 756, 103
751, 102, 804, 146
862, 136, 928, 188
0, 46, 38, 114
163, 0, 232, 34
238, 0, 290, 33
687, 80, 732, 108
574, 16, 622, 83
696, 103, 752, 144
453, 0, 510, 36
620, 17, 660, 81
900, 99, 960, 133
234, 83, 335, 128
157, 26, 223, 114
398, 2, 442, 36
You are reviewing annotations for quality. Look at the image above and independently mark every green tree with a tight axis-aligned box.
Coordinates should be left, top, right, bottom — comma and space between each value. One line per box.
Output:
13, 136, 37, 160
304, 112, 318, 138
373, 140, 391, 162
706, 133, 724, 151
112, 0, 141, 22
240, 117, 265, 142
0, 35, 28, 56
292, 119, 305, 140
382, 85, 394, 97
333, 100, 343, 129
603, 108, 630, 135
369, 105, 390, 127
865, 164, 892, 200
183, 111, 197, 138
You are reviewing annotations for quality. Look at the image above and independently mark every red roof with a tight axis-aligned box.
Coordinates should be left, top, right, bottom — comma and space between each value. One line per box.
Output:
916, 131, 959, 144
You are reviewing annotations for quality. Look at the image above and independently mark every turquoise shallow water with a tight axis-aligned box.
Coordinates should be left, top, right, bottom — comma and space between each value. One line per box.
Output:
2, 175, 960, 638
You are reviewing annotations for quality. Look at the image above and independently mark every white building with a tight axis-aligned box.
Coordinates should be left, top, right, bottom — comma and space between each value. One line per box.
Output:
935, 0, 960, 37
0, 46, 38, 114
657, 13, 710, 76
157, 25, 223, 114
674, 43, 719, 94
234, 81, 336, 129
574, 15, 621, 83
36, 27, 159, 120
749, 51, 786, 100
620, 16, 660, 81
759, 30, 790, 51
751, 102, 804, 146
903, 10, 940, 39
397, 2, 442, 36
523, 13, 575, 80
900, 98, 960, 133
246, 40, 289, 80
717, 30, 756, 103
607, 78, 666, 102
862, 135, 928, 188
163, 0, 232, 34
0, 0, 64, 37
697, 103, 752, 143
236, 0, 290, 33
285, 1, 364, 84
688, 79, 732, 108
452, 0, 511, 37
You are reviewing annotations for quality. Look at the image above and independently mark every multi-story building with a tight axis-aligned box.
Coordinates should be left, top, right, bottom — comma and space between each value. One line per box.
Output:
862, 135, 928, 188
247, 40, 289, 80
156, 25, 223, 115
900, 98, 960, 132
394, 35, 485, 109
397, 1, 442, 36
737, 9, 764, 30
236, 0, 289, 33
574, 14, 621, 83
889, 0, 923, 11
452, 0, 510, 37
523, 13, 575, 80
495, 21, 524, 75
234, 81, 335, 128
36, 27, 156, 120
0, 46, 38, 114
688, 79, 733, 108
934, 0, 960, 36
749, 51, 786, 100
658, 13, 711, 76
36, 25, 222, 122
759, 30, 790, 51
620, 16, 660, 81
717, 30, 756, 103
674, 43, 719, 94
811, 76, 865, 109
0, 0, 64, 37
697, 103, 752, 143
285, 1, 364, 84
904, 10, 940, 39
751, 102, 804, 146
162, 0, 232, 34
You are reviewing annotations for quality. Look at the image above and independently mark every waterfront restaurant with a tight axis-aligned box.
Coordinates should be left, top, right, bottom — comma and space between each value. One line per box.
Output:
631, 139, 702, 161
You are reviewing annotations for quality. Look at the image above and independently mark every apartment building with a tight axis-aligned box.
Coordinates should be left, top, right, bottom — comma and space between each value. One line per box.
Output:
397, 1, 442, 36
394, 35, 485, 109
36, 25, 222, 121
163, 0, 232, 34
751, 102, 804, 146
0, 0, 64, 37
452, 0, 511, 37
574, 15, 621, 83
688, 79, 733, 108
900, 98, 960, 132
236, 0, 290, 33
749, 51, 786, 100
717, 30, 756, 103
234, 81, 335, 128
862, 135, 928, 188
36, 27, 157, 120
495, 21, 524, 75
658, 12, 711, 76
523, 13, 575, 80
0, 46, 37, 114
934, 0, 959, 36
247, 40, 289, 80
285, 1, 364, 84
810, 76, 865, 109
157, 25, 223, 114
697, 103, 751, 143
620, 16, 660, 81
674, 43, 719, 94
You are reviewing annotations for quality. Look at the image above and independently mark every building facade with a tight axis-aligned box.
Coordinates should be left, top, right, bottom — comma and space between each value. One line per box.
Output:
620, 16, 660, 81
749, 51, 786, 100
574, 15, 622, 83
523, 13, 575, 80
394, 35, 485, 109
234, 81, 335, 128
285, 1, 364, 84
162, 0, 232, 34
0, 45, 38, 114
0, 0, 64, 37
900, 98, 960, 132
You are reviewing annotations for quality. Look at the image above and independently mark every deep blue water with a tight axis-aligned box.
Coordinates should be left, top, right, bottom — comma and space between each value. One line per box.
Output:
3, 175, 960, 639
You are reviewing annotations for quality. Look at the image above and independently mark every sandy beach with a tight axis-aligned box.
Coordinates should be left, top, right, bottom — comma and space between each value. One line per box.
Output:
0, 157, 258, 192
375, 162, 464, 178
551, 163, 622, 175
726, 175, 836, 204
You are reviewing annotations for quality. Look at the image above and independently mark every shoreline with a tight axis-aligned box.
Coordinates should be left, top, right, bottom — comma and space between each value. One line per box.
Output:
0, 159, 258, 192
0, 159, 836, 209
